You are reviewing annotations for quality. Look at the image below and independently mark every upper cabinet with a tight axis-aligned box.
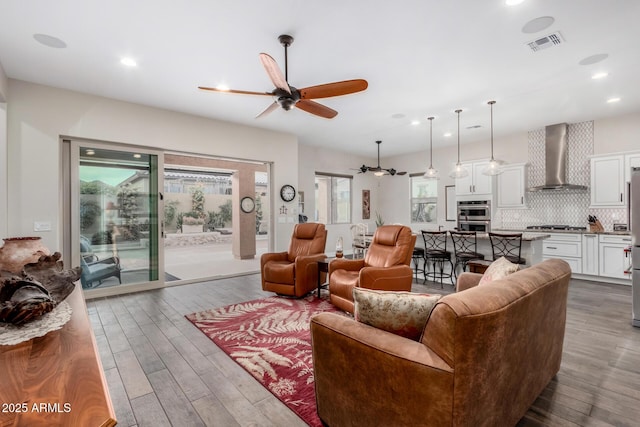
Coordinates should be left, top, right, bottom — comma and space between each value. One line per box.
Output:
590, 155, 625, 207
590, 151, 640, 207
497, 164, 527, 208
455, 161, 494, 197
625, 152, 640, 183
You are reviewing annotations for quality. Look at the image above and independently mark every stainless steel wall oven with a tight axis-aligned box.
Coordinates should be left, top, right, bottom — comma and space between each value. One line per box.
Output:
457, 200, 491, 232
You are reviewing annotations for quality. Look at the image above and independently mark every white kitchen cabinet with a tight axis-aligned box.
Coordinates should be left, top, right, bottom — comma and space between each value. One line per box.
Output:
581, 233, 599, 276
497, 164, 527, 208
624, 152, 640, 183
590, 155, 625, 207
598, 234, 633, 280
542, 233, 582, 274
455, 161, 494, 197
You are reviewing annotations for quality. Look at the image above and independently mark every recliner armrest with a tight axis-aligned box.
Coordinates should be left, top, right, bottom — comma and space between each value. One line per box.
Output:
329, 258, 365, 275
260, 251, 288, 268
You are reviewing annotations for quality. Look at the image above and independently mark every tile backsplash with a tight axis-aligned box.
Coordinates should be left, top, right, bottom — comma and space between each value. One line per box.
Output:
499, 120, 626, 231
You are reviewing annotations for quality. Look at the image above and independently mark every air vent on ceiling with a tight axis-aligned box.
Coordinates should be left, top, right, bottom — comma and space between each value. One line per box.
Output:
527, 31, 564, 52
466, 125, 482, 129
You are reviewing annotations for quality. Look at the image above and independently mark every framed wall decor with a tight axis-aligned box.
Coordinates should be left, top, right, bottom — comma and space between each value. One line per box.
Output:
445, 185, 456, 221
362, 189, 370, 219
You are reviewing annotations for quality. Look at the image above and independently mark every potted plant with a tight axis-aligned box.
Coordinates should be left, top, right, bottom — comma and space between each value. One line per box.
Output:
181, 212, 205, 233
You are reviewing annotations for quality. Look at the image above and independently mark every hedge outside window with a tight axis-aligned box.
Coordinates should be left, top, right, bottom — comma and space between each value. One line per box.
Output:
315, 173, 352, 224
410, 174, 437, 223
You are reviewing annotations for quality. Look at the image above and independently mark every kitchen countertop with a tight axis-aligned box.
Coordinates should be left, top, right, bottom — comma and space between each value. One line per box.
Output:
493, 228, 631, 236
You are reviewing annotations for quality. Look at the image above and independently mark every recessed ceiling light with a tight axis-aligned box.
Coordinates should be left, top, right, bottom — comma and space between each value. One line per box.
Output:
522, 16, 555, 34
391, 113, 406, 119
411, 120, 420, 126
443, 132, 452, 137
133, 153, 142, 158
591, 72, 609, 80
121, 57, 137, 67
505, 0, 525, 5
607, 97, 621, 103
33, 33, 67, 48
215, 84, 230, 91
579, 53, 608, 66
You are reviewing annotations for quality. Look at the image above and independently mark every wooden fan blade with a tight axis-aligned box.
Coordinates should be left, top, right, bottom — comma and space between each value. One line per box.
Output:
259, 53, 291, 94
396, 171, 407, 176
255, 102, 279, 119
296, 100, 338, 119
198, 86, 272, 96
299, 79, 368, 99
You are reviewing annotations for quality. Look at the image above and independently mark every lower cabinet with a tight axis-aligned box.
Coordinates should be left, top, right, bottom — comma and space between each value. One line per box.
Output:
598, 235, 633, 280
582, 234, 599, 276
542, 233, 582, 274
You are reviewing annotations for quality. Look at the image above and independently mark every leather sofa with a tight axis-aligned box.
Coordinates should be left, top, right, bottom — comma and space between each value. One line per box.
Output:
311, 258, 571, 426
328, 224, 416, 313
261, 223, 327, 297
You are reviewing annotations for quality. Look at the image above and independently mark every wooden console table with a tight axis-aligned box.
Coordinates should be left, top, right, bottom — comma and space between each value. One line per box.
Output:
0, 285, 116, 427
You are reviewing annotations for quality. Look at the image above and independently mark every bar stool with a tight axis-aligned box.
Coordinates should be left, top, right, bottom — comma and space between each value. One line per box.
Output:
488, 232, 526, 265
421, 230, 454, 288
412, 247, 425, 283
449, 231, 484, 278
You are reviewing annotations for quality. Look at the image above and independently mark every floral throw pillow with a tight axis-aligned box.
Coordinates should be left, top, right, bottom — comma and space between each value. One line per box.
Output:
352, 288, 441, 341
478, 256, 520, 286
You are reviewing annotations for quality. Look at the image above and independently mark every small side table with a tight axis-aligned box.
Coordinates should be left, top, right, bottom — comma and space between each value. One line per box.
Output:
467, 259, 493, 274
317, 258, 331, 297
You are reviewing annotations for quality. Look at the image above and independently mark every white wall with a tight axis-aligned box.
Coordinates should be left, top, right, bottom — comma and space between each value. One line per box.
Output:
594, 111, 640, 154
298, 143, 379, 255
6, 79, 298, 251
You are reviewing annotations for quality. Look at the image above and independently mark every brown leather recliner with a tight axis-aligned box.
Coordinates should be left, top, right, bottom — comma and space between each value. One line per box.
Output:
261, 223, 328, 297
329, 225, 416, 313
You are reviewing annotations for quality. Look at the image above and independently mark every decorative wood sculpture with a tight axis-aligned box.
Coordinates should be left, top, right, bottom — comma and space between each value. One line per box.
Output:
0, 252, 81, 325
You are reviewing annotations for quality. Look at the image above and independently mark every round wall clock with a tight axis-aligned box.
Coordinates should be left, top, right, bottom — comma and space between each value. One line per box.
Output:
280, 184, 296, 202
240, 196, 255, 213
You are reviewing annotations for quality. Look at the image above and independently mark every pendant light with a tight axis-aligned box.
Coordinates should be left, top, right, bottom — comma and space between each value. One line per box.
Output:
448, 109, 469, 179
423, 116, 439, 179
482, 100, 505, 176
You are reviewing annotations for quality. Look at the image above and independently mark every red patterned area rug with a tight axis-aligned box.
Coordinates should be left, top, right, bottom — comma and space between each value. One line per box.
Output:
186, 295, 344, 427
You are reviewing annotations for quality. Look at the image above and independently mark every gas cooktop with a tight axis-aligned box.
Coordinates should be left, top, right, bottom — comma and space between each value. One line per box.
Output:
526, 225, 587, 231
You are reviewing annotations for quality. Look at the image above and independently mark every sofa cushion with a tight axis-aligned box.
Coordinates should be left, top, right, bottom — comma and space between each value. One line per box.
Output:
478, 256, 519, 286
352, 288, 441, 341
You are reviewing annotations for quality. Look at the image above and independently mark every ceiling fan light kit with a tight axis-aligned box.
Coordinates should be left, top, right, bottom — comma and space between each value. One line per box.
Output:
424, 116, 440, 180
198, 34, 368, 119
449, 109, 469, 179
482, 100, 506, 176
354, 140, 406, 177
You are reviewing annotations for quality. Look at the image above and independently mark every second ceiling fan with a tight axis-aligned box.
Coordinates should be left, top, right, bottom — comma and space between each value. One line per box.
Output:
356, 141, 407, 176
198, 34, 368, 119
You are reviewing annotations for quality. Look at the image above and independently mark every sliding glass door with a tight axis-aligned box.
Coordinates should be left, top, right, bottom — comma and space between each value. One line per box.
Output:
69, 140, 163, 295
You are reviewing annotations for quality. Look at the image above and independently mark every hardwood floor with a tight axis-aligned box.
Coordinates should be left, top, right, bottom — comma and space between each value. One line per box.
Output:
88, 274, 640, 427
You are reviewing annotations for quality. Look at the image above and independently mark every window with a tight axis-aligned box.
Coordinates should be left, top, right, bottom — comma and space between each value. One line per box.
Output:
410, 174, 437, 223
315, 173, 352, 224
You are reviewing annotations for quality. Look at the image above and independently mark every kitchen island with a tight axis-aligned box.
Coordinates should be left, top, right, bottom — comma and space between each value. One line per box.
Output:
414, 231, 550, 267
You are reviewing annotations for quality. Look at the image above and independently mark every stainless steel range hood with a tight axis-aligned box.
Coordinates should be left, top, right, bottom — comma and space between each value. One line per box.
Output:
528, 123, 588, 192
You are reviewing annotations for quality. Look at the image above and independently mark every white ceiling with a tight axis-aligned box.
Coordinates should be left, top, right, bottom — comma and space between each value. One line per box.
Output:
1, 0, 639, 158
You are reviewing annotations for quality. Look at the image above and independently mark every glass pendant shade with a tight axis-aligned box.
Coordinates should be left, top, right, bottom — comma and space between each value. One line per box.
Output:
424, 166, 440, 179
449, 162, 469, 179
448, 109, 468, 179
424, 116, 440, 179
482, 100, 505, 176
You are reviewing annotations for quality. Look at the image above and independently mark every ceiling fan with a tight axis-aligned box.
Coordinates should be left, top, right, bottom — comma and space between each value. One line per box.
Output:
355, 140, 407, 176
198, 34, 368, 119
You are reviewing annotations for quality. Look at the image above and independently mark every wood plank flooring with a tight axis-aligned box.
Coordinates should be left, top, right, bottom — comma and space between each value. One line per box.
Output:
88, 274, 640, 427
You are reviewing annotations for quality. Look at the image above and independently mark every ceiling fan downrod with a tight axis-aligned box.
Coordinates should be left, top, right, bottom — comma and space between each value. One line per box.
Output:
278, 34, 294, 82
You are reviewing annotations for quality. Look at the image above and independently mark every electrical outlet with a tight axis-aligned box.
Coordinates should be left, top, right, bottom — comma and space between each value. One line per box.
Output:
34, 221, 52, 232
